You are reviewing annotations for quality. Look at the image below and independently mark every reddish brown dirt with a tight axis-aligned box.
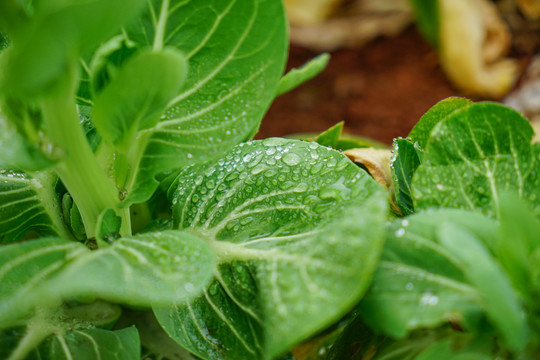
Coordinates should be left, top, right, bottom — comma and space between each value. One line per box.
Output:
257, 27, 461, 145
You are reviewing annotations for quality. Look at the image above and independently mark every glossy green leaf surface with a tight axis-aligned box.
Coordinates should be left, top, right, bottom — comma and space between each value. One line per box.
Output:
118, 0, 288, 204
390, 138, 422, 216
0, 238, 88, 327
92, 48, 188, 148
0, 170, 69, 243
412, 102, 540, 219
155, 138, 387, 359
276, 53, 330, 96
360, 210, 498, 338
54, 231, 215, 307
409, 97, 472, 150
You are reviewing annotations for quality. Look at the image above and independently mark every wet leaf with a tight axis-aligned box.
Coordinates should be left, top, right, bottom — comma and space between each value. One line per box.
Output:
412, 102, 540, 220
53, 231, 215, 307
117, 0, 288, 205
156, 138, 387, 359
360, 210, 497, 338
0, 170, 70, 244
390, 138, 422, 216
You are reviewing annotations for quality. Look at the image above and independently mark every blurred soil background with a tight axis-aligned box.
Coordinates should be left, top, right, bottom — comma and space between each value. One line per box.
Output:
258, 27, 456, 145
257, 0, 540, 145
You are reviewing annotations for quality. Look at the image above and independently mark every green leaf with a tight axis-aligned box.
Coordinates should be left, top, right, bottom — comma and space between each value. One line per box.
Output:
360, 210, 498, 338
38, 326, 140, 360
1, 232, 214, 327
119, 0, 288, 204
2, 325, 140, 360
155, 138, 388, 359
390, 138, 422, 216
409, 0, 440, 48
0, 238, 89, 328
314, 121, 343, 148
53, 231, 215, 307
409, 97, 472, 150
0, 0, 145, 98
412, 102, 540, 219
276, 53, 330, 96
496, 192, 540, 300
0, 170, 71, 243
438, 223, 529, 351
96, 208, 121, 244
414, 337, 493, 360
92, 48, 188, 148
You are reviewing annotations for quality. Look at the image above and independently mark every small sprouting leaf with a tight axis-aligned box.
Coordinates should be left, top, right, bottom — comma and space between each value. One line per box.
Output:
96, 208, 121, 243
0, 238, 89, 328
156, 138, 387, 359
276, 53, 330, 96
408, 97, 472, 150
119, 0, 288, 204
0, 170, 71, 244
53, 231, 215, 307
412, 102, 540, 219
314, 121, 343, 148
92, 48, 188, 148
439, 223, 529, 351
390, 138, 422, 216
360, 210, 497, 338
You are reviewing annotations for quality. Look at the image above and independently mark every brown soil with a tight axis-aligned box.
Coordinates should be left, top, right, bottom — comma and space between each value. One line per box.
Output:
257, 27, 461, 146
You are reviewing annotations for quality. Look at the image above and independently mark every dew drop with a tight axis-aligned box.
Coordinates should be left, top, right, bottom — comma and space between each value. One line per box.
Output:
283, 153, 302, 166
184, 282, 195, 292
395, 228, 405, 237
420, 291, 439, 306
405, 282, 413, 290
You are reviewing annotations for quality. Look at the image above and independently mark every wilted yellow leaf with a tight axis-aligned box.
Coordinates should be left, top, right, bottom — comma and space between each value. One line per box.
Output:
439, 0, 519, 98
516, 0, 540, 19
344, 148, 400, 213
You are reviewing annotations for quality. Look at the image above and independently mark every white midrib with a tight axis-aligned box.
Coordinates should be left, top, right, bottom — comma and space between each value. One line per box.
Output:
153, 0, 170, 51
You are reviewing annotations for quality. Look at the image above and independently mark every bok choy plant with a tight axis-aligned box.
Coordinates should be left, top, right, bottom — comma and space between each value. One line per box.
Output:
0, 0, 383, 359
2, 0, 540, 359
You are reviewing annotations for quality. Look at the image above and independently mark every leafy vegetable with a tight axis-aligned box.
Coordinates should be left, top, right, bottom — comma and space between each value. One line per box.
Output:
156, 138, 388, 359
2, 0, 540, 359
412, 102, 540, 219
